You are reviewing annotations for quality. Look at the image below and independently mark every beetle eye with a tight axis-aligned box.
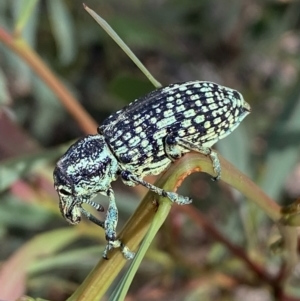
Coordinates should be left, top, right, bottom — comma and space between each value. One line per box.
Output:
59, 188, 72, 196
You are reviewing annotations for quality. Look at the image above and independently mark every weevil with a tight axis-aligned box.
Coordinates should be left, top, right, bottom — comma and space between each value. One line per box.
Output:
53, 81, 251, 259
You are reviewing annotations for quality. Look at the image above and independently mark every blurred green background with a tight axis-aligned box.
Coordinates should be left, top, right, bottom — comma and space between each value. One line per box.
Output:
0, 0, 300, 300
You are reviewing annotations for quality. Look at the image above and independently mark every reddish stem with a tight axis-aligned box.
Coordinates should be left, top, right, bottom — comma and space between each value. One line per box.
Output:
0, 27, 97, 134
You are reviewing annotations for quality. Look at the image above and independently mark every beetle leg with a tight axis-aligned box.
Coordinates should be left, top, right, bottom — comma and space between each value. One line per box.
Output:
102, 187, 135, 260
102, 187, 119, 259
120, 170, 192, 205
165, 133, 221, 180
164, 132, 182, 161
102, 238, 135, 260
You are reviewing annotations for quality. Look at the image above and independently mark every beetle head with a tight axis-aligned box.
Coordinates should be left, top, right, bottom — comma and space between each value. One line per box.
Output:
53, 134, 118, 224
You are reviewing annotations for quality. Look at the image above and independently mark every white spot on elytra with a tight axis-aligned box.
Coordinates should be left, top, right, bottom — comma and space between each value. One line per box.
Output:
140, 132, 147, 139
181, 119, 191, 128
188, 126, 196, 134
156, 116, 176, 129
133, 114, 141, 120
206, 98, 215, 104
135, 126, 142, 134
191, 94, 200, 101
153, 129, 167, 140
176, 98, 183, 105
176, 104, 185, 112
213, 117, 221, 125
163, 110, 173, 118
144, 144, 153, 152
115, 140, 122, 147
194, 115, 205, 124
123, 132, 131, 140
200, 87, 210, 92
178, 130, 185, 137
195, 100, 202, 106
204, 121, 211, 129
150, 117, 157, 124
129, 136, 141, 147
183, 109, 196, 118
209, 103, 218, 110
141, 140, 149, 148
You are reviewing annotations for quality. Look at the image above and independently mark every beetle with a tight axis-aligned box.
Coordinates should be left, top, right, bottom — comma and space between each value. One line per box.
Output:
53, 81, 251, 259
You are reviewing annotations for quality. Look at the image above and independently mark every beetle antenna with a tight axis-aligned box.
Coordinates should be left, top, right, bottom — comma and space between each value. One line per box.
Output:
83, 199, 105, 212
80, 207, 105, 229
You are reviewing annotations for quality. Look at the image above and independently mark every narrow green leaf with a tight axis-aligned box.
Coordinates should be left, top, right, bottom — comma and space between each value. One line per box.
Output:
261, 88, 300, 200
29, 246, 103, 274
14, 0, 39, 36
0, 228, 79, 300
47, 0, 76, 65
83, 4, 162, 89
0, 67, 10, 105
217, 123, 252, 177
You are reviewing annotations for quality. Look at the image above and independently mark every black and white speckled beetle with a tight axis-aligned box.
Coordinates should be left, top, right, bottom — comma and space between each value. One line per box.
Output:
53, 81, 251, 259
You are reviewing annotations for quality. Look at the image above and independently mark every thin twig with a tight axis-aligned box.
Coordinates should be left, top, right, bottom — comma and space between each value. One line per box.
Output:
0, 27, 97, 134
175, 205, 273, 283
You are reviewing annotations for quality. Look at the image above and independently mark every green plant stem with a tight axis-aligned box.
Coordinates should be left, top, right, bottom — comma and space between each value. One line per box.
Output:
109, 198, 173, 301
0, 27, 97, 134
68, 152, 298, 301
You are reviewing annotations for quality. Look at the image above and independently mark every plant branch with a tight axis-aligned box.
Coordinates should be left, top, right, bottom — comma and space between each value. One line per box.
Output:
68, 151, 298, 300
0, 27, 97, 134
174, 205, 273, 283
